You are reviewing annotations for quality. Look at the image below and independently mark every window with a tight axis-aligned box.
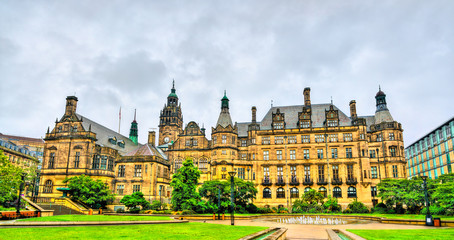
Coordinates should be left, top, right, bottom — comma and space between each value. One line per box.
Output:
185, 140, 191, 146
346, 148, 352, 158
277, 167, 283, 183
232, 136, 236, 144
327, 120, 338, 127
274, 122, 284, 129
237, 167, 245, 179
392, 165, 398, 178
317, 149, 324, 159
199, 159, 208, 171
318, 165, 325, 182
241, 153, 247, 160
369, 150, 376, 158
301, 149, 309, 159
291, 166, 297, 179
359, 134, 365, 140
275, 136, 284, 144
241, 140, 247, 147
290, 187, 299, 198
118, 165, 125, 177
262, 137, 270, 145
371, 186, 377, 197
304, 166, 311, 182
92, 155, 100, 169
348, 187, 357, 198
389, 133, 395, 140
304, 187, 311, 193
343, 133, 353, 142
290, 150, 296, 160
44, 180, 53, 193
300, 121, 310, 128
263, 167, 270, 181
108, 157, 114, 171
332, 165, 339, 180
213, 136, 217, 145
49, 152, 55, 169
100, 155, 107, 169
331, 148, 338, 159
276, 150, 282, 160
319, 187, 327, 197
263, 188, 272, 198
221, 174, 226, 179
133, 185, 141, 193
333, 187, 342, 198
222, 135, 227, 144
263, 150, 269, 160
74, 152, 80, 168
315, 135, 325, 143
117, 185, 124, 195
277, 188, 285, 198
390, 147, 397, 157
288, 136, 297, 144
377, 134, 382, 142
302, 135, 310, 143
371, 166, 378, 179
134, 165, 142, 177
329, 134, 338, 142
193, 139, 198, 146
347, 165, 354, 180
174, 159, 182, 171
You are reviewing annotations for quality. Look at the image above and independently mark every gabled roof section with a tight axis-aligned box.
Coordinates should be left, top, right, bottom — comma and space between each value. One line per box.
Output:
237, 122, 251, 137
75, 113, 138, 155
260, 104, 352, 130
125, 143, 168, 160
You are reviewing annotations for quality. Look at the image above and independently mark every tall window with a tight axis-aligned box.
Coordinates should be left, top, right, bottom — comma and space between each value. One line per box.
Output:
134, 165, 142, 177
302, 135, 310, 143
133, 185, 141, 193
389, 133, 395, 140
237, 167, 245, 179
329, 134, 338, 142
392, 165, 398, 178
319, 187, 327, 197
263, 188, 271, 198
304, 187, 311, 193
317, 149, 324, 159
291, 166, 297, 181
290, 150, 296, 160
199, 159, 208, 171
369, 150, 376, 158
346, 148, 352, 158
371, 166, 377, 178
108, 157, 114, 171
213, 136, 217, 144
348, 187, 357, 198
390, 147, 397, 157
318, 165, 325, 182
100, 155, 107, 169
174, 159, 182, 171
49, 152, 55, 169
92, 155, 100, 169
315, 135, 325, 143
304, 166, 311, 181
347, 164, 354, 180
332, 165, 339, 180
277, 188, 285, 198
74, 152, 80, 168
222, 135, 227, 144
303, 149, 310, 159
117, 185, 124, 195
290, 187, 299, 198
343, 133, 353, 142
44, 180, 53, 193
241, 140, 247, 147
118, 165, 125, 177
377, 134, 382, 142
277, 167, 283, 183
331, 148, 338, 159
263, 150, 269, 160
333, 187, 342, 198
276, 150, 283, 160
371, 186, 377, 197
263, 167, 270, 182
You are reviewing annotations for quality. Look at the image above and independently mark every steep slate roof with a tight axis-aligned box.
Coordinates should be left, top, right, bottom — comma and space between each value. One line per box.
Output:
216, 108, 234, 128
360, 115, 376, 132
75, 114, 138, 155
124, 143, 168, 160
374, 110, 394, 124
0, 133, 44, 143
259, 104, 352, 130
237, 122, 252, 137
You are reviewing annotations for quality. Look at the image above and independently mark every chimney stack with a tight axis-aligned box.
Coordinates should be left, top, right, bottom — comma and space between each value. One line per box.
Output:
65, 96, 78, 116
303, 88, 311, 107
251, 106, 257, 123
148, 131, 156, 146
349, 100, 357, 119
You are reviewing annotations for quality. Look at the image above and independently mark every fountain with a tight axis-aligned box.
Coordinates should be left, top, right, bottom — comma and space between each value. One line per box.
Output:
266, 215, 370, 225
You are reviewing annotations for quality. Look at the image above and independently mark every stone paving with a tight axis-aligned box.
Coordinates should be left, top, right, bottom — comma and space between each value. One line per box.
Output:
203, 218, 440, 240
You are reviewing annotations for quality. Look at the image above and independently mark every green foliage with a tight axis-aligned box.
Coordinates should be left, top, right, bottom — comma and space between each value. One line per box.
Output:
323, 196, 342, 212
292, 189, 335, 213
301, 189, 324, 205
150, 200, 162, 210
199, 178, 257, 214
343, 199, 369, 213
0, 150, 24, 206
120, 192, 150, 210
170, 158, 201, 211
432, 174, 454, 215
62, 174, 115, 209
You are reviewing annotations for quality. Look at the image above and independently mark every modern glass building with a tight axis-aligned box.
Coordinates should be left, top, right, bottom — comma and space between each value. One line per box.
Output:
405, 117, 454, 179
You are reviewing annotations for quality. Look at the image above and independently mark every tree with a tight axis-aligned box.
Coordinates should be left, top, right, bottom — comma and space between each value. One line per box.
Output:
170, 158, 201, 211
63, 175, 115, 209
432, 173, 454, 215
301, 189, 324, 205
0, 150, 23, 207
120, 192, 150, 210
292, 189, 325, 213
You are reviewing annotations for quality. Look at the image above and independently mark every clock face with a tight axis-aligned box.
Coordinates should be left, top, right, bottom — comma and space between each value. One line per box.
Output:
164, 137, 170, 143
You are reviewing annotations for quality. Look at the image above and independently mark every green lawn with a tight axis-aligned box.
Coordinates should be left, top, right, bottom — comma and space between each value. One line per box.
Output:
348, 229, 454, 240
0, 222, 267, 240
17, 215, 172, 222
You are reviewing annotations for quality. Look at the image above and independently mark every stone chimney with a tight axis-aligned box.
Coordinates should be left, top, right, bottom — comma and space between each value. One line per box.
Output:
148, 131, 156, 146
65, 96, 78, 116
251, 106, 257, 123
303, 88, 311, 107
349, 100, 357, 119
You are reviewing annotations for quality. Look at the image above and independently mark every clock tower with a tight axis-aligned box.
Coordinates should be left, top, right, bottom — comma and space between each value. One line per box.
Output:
158, 80, 183, 146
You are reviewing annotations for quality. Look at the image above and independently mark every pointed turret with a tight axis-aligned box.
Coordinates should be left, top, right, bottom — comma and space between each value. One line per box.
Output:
374, 86, 394, 124
216, 91, 233, 128
129, 109, 138, 144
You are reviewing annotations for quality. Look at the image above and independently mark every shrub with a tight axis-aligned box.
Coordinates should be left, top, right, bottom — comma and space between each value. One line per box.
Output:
181, 209, 196, 215
129, 207, 141, 213
344, 200, 369, 213
421, 205, 446, 215
258, 207, 273, 214
323, 196, 341, 213
151, 200, 162, 210
116, 208, 125, 213
245, 203, 259, 213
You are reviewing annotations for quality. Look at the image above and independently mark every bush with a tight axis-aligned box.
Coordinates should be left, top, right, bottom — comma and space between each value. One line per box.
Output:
151, 200, 162, 210
323, 196, 341, 213
258, 207, 273, 214
116, 208, 125, 213
344, 200, 369, 213
245, 203, 259, 213
129, 207, 141, 213
421, 205, 446, 215
181, 209, 195, 215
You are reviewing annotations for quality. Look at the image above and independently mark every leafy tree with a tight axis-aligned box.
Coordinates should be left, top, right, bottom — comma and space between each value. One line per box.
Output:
292, 189, 326, 213
301, 189, 324, 205
170, 158, 201, 211
63, 174, 115, 209
120, 192, 150, 210
0, 150, 23, 206
323, 196, 341, 212
432, 174, 454, 215
150, 200, 162, 210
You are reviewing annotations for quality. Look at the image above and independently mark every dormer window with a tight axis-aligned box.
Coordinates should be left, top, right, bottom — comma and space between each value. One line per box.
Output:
117, 140, 125, 148
72, 125, 78, 132
325, 105, 339, 128
300, 121, 310, 128
108, 136, 117, 145
327, 120, 338, 127
272, 108, 285, 130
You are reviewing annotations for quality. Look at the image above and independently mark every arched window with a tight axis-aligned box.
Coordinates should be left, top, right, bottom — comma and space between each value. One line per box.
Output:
174, 158, 183, 171
263, 188, 272, 199
304, 187, 311, 193
44, 180, 53, 193
276, 187, 285, 198
290, 187, 299, 198
199, 158, 208, 171
319, 187, 327, 197
348, 187, 357, 198
333, 187, 342, 198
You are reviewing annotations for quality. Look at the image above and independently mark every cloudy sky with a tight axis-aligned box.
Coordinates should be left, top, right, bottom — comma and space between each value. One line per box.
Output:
1, 1, 453, 147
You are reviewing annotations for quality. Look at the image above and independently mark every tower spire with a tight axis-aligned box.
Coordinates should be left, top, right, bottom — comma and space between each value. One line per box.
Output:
134, 109, 137, 122
129, 110, 138, 145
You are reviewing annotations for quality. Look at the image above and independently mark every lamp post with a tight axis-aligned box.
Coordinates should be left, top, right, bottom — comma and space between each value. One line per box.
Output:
228, 171, 236, 225
16, 172, 27, 215
421, 176, 433, 226
376, 148, 382, 183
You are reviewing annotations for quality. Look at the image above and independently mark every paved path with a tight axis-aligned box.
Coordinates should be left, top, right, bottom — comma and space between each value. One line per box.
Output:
203, 218, 439, 240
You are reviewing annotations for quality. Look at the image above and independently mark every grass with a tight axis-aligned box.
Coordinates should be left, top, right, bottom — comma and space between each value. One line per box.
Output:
348, 229, 454, 240
0, 222, 267, 240
17, 215, 172, 222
